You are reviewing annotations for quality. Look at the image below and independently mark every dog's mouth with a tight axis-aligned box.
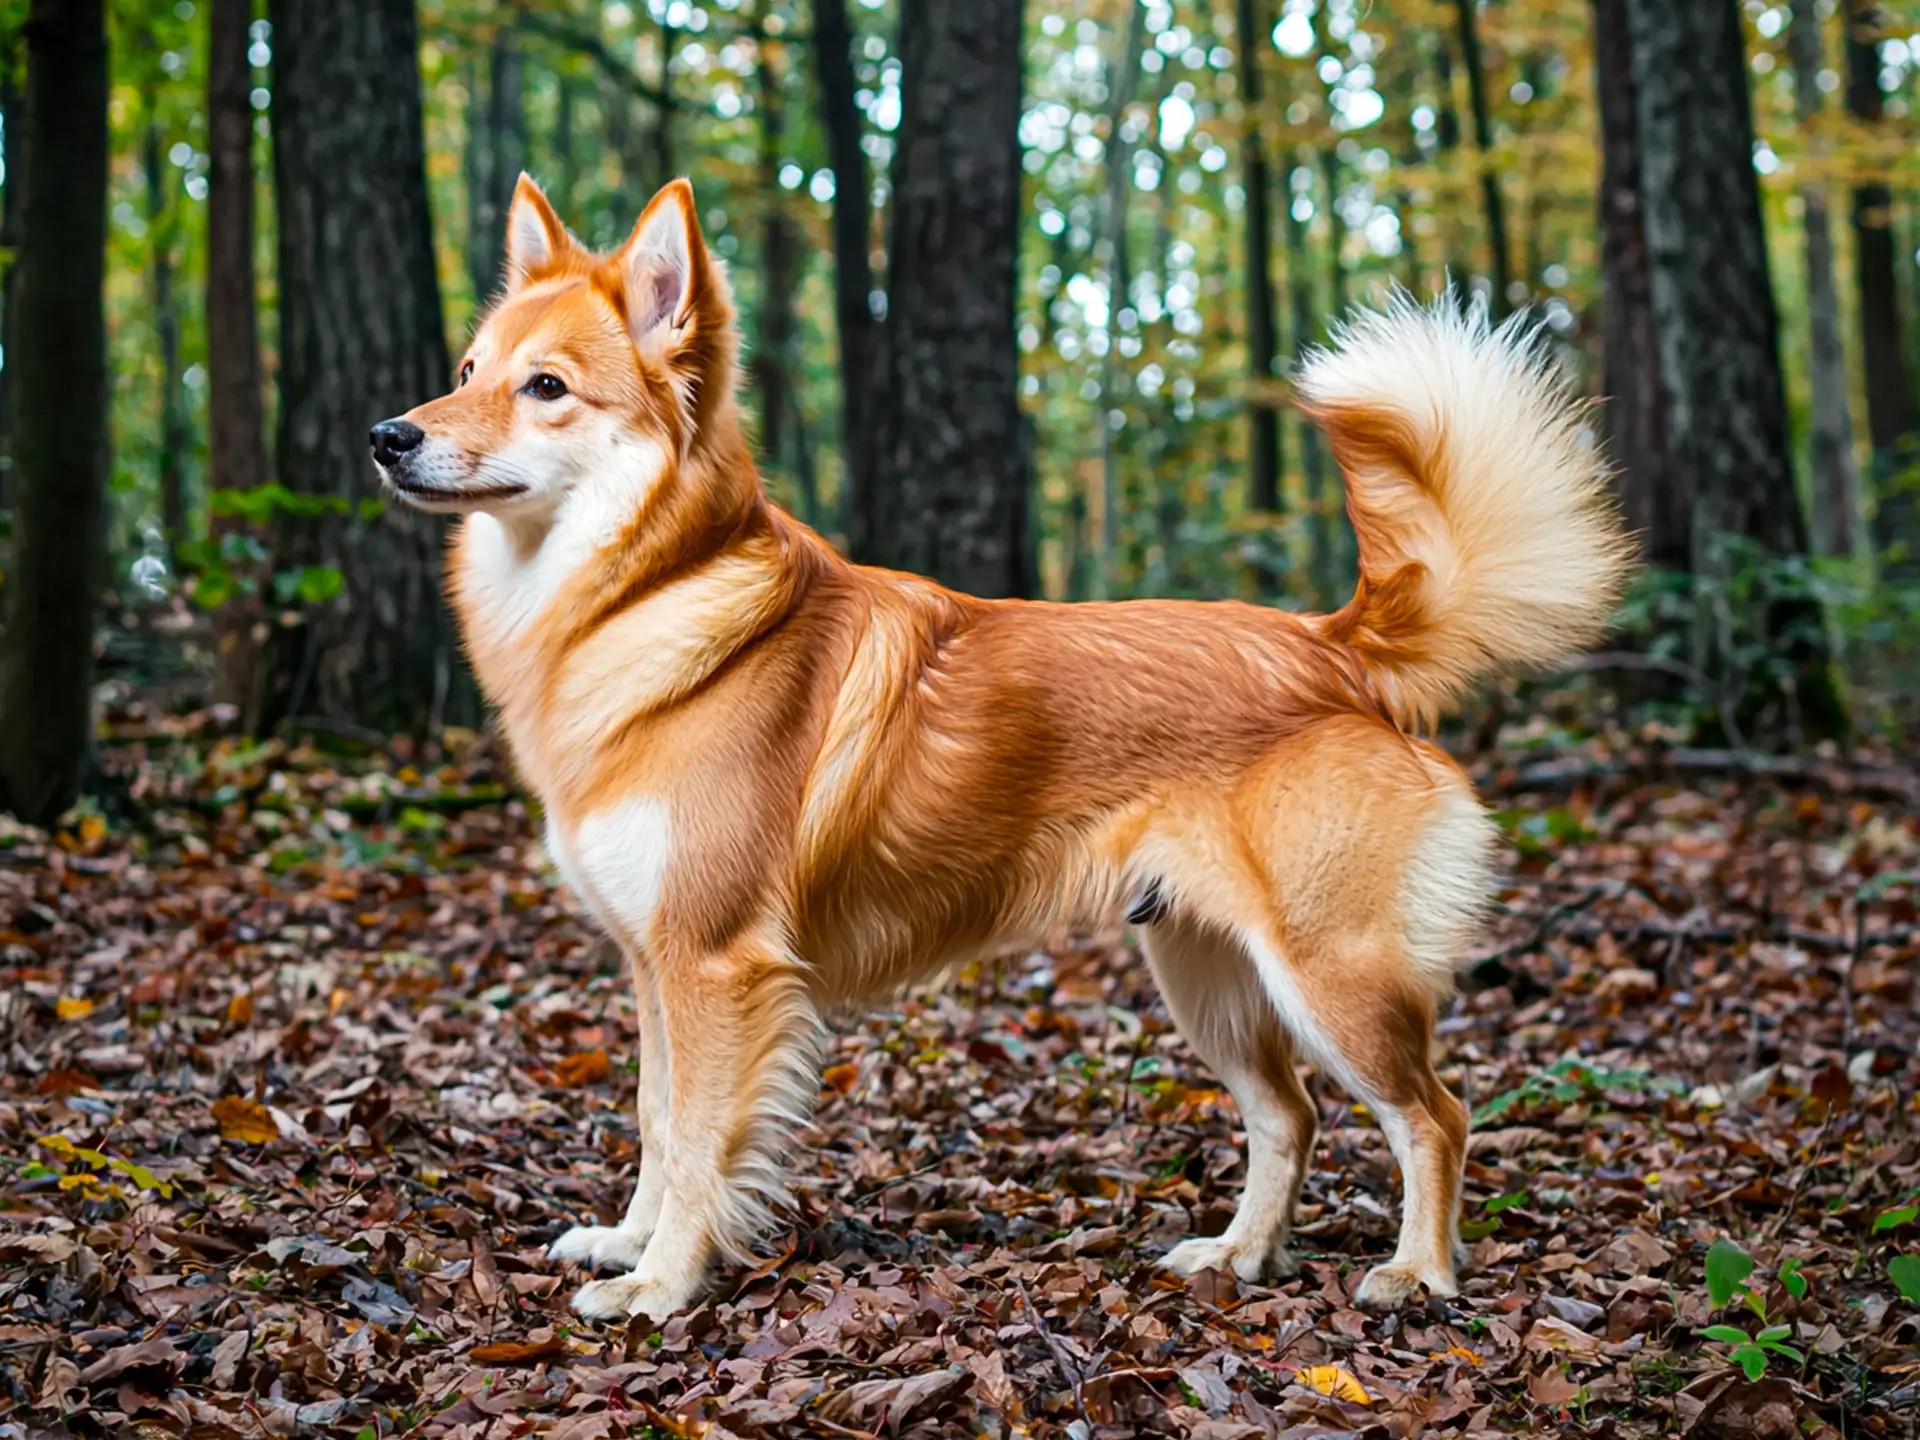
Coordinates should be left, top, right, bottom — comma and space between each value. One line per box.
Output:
380, 466, 529, 510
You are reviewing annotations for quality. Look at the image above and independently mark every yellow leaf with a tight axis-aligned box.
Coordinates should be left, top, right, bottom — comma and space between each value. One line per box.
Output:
1299, 1365, 1372, 1405
822, 1063, 859, 1094
78, 814, 106, 845
1438, 1345, 1483, 1366
227, 991, 254, 1025
55, 997, 94, 1020
211, 1095, 279, 1145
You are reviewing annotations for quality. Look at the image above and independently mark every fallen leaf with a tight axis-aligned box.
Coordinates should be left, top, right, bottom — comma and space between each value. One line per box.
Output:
470, 1335, 570, 1365
55, 996, 93, 1020
822, 1062, 859, 1093
227, 990, 253, 1025
210, 1094, 278, 1144
1297, 1365, 1371, 1405
554, 1048, 611, 1087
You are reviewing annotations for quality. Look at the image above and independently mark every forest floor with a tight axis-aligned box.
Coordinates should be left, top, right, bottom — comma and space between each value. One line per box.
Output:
2, 713, 1919, 1440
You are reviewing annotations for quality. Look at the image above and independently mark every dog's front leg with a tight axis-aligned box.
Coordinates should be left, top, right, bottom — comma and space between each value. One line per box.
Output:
570, 928, 817, 1323
550, 951, 669, 1273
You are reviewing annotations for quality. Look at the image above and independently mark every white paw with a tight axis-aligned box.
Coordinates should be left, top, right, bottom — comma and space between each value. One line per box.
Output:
547, 1224, 652, 1273
1161, 1235, 1299, 1285
570, 1270, 700, 1324
1354, 1261, 1458, 1311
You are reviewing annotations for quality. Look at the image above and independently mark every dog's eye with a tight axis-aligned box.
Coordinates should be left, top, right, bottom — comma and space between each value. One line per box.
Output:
458, 360, 474, 387
528, 373, 568, 402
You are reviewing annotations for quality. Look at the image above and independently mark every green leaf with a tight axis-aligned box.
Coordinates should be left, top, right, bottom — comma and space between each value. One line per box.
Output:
1459, 1218, 1500, 1241
1699, 1325, 1751, 1344
193, 566, 236, 611
1890, 1254, 1920, 1305
1705, 1239, 1757, 1310
294, 565, 344, 604
1757, 1340, 1804, 1364
1755, 1325, 1792, 1343
1731, 1344, 1768, 1381
1777, 1257, 1807, 1298
1486, 1190, 1530, 1215
1872, 1204, 1918, 1234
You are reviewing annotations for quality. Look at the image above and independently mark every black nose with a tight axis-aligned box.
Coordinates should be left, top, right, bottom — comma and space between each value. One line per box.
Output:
370, 418, 425, 467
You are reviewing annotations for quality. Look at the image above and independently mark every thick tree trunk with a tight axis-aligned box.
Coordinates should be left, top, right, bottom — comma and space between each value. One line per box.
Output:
1625, 0, 1843, 739
465, 22, 523, 309
1848, 0, 1919, 575
1791, 0, 1859, 558
0, 54, 23, 513
207, 0, 268, 725
1236, 0, 1279, 521
143, 116, 188, 556
857, 0, 1027, 597
1453, 0, 1512, 318
753, 20, 795, 503
267, 0, 455, 735
812, 0, 872, 538
1593, 0, 1680, 571
0, 0, 110, 823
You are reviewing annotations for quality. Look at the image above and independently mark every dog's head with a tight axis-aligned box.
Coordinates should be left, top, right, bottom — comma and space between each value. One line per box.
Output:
371, 175, 735, 517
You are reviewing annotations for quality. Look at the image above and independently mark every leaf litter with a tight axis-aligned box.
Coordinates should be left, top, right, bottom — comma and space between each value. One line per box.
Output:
1, 716, 1917, 1438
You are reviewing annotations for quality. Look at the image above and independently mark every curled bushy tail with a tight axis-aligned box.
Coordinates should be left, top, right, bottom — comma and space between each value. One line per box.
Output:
1295, 293, 1635, 729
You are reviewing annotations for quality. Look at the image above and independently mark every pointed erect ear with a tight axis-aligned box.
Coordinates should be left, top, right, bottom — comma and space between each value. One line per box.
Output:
614, 179, 716, 360
504, 173, 574, 292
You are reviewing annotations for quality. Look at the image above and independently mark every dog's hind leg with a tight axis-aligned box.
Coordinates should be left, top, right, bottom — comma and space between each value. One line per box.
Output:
1240, 929, 1468, 1309
1145, 914, 1319, 1285
570, 927, 818, 1323
549, 950, 669, 1273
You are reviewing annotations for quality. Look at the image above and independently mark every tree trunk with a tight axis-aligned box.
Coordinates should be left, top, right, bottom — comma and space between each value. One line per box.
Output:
1791, 0, 1859, 558
1848, 0, 1918, 575
463, 56, 490, 306
551, 69, 578, 230
1625, 0, 1843, 739
465, 21, 523, 309
1287, 145, 1330, 606
0, 0, 109, 824
857, 0, 1027, 598
142, 114, 188, 557
1094, 0, 1145, 600
267, 0, 455, 736
1236, 0, 1279, 523
1593, 0, 1680, 570
753, 17, 795, 502
1453, 0, 1513, 318
0, 50, 24, 513
207, 0, 269, 726
812, 0, 872, 539
653, 12, 675, 188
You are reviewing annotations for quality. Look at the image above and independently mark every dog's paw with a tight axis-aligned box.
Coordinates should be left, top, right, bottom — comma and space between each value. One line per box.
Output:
548, 1224, 651, 1273
570, 1270, 700, 1324
1161, 1235, 1299, 1285
1353, 1261, 1459, 1311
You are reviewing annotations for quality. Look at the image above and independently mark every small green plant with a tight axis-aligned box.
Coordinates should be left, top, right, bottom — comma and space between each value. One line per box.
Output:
1472, 1056, 1684, 1125
1698, 1239, 1806, 1381
1460, 1189, 1530, 1242
1889, 1255, 1920, 1304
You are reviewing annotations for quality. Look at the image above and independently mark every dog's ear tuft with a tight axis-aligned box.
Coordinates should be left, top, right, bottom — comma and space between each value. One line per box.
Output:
612, 179, 733, 406
504, 173, 575, 293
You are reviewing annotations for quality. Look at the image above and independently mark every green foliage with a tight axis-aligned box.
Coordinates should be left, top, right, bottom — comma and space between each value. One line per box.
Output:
1471, 1056, 1683, 1126
1889, 1255, 1920, 1304
1704, 1238, 1757, 1312
1698, 1323, 1804, 1382
1698, 1240, 1805, 1380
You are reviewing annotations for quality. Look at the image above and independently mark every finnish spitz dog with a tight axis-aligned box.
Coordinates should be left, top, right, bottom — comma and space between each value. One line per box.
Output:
371, 175, 1630, 1321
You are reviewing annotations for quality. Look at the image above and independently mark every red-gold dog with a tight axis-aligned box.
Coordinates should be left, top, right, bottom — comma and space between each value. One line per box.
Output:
371, 174, 1632, 1321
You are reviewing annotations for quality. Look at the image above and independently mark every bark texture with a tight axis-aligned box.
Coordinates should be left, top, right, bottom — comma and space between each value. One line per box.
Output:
856, 0, 1028, 598
1453, 0, 1512, 317
0, 0, 110, 823
206, 0, 268, 724
1236, 0, 1279, 518
1625, 0, 1842, 737
267, 0, 455, 734
1791, 0, 1859, 557
811, 0, 872, 536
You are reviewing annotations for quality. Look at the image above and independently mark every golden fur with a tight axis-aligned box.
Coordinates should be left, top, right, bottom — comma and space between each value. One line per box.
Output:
373, 175, 1632, 1321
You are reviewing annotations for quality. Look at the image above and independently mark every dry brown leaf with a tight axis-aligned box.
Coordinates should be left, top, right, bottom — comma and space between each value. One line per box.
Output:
554, 1048, 611, 1087
210, 1094, 278, 1144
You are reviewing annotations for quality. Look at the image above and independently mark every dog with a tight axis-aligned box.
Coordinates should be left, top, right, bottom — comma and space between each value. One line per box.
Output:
370, 173, 1632, 1322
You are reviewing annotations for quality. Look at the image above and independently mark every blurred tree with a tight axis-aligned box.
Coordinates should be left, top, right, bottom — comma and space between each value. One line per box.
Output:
0, 30, 22, 514
1453, 0, 1512, 317
0, 0, 109, 823
855, 0, 1029, 598
206, 0, 267, 726
1095, 0, 1146, 599
812, 0, 872, 535
1790, 0, 1858, 558
752, 7, 806, 520
465, 14, 525, 312
1236, 0, 1279, 529
1625, 0, 1843, 739
1594, 0, 1679, 571
1849, 0, 1918, 576
141, 54, 188, 558
266, 0, 455, 734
